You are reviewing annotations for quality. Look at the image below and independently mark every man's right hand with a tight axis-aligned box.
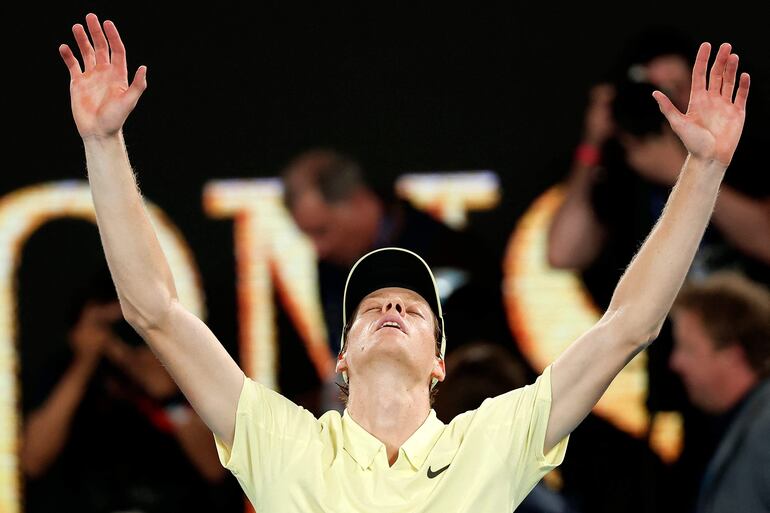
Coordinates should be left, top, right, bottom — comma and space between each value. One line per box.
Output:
68, 300, 124, 364
59, 13, 147, 140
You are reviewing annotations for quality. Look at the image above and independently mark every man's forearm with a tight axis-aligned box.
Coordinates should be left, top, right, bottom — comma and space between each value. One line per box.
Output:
545, 154, 726, 451
21, 356, 97, 477
84, 132, 177, 328
607, 154, 725, 343
547, 164, 607, 269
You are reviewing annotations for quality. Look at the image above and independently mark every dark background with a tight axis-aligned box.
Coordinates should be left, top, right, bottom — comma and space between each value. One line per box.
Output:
13, 0, 769, 369
7, 3, 770, 511
12, 2, 770, 248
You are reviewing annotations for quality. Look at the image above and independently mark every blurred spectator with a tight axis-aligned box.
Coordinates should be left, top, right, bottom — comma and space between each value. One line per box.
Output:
433, 341, 577, 513
546, 25, 770, 511
548, 25, 769, 297
21, 270, 241, 513
281, 148, 524, 411
669, 272, 770, 513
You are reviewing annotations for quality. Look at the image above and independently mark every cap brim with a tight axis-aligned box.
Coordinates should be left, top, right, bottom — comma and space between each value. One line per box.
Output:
343, 247, 442, 327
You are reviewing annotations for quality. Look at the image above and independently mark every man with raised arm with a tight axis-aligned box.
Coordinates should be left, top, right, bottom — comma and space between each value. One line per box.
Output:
59, 13, 749, 512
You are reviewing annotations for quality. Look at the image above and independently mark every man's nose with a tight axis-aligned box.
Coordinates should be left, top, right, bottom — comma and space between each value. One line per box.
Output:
382, 298, 405, 315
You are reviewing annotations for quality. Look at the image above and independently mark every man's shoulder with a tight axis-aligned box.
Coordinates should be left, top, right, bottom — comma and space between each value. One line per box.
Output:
725, 380, 770, 460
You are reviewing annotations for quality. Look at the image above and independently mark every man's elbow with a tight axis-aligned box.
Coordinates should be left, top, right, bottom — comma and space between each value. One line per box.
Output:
547, 251, 593, 271
602, 308, 662, 351
121, 295, 177, 334
547, 244, 570, 269
19, 441, 50, 480
547, 237, 586, 270
20, 454, 45, 480
200, 462, 228, 483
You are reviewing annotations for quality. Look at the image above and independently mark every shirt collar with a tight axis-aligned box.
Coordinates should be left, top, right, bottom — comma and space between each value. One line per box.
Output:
341, 409, 445, 471
400, 410, 445, 470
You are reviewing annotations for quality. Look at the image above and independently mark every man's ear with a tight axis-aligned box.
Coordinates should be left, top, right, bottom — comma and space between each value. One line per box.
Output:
336, 352, 348, 374
432, 357, 446, 383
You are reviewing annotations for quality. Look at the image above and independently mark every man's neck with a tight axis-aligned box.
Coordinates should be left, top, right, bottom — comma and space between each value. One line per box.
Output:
346, 374, 431, 466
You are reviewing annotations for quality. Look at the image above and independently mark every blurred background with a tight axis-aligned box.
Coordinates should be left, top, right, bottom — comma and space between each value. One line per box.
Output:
4, 2, 770, 512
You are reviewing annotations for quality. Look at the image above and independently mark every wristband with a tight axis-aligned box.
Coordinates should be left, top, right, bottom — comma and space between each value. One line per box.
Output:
574, 144, 601, 167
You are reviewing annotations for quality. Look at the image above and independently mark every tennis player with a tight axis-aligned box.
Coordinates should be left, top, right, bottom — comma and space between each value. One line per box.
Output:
59, 13, 750, 512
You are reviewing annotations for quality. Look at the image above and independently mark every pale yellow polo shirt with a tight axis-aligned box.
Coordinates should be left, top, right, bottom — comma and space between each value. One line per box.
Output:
214, 365, 568, 512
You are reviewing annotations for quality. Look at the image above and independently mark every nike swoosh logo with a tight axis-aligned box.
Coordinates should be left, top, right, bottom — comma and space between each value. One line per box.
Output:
427, 463, 450, 479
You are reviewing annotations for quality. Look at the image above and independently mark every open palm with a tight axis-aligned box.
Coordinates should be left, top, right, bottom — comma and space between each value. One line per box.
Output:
653, 42, 750, 167
59, 13, 147, 139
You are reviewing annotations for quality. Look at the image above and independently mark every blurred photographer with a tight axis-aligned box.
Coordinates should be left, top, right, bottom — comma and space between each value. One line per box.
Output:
21, 273, 239, 513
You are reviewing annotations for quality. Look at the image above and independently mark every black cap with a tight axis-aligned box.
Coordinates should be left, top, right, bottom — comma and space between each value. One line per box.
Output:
342, 247, 446, 359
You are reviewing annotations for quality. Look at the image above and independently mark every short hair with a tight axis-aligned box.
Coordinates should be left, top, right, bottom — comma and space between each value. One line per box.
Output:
673, 272, 770, 378
281, 148, 365, 210
337, 303, 444, 405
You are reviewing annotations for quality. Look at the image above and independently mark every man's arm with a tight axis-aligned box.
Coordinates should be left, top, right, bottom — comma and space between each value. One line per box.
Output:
547, 161, 607, 269
60, 13, 244, 445
21, 356, 98, 477
102, 338, 227, 481
548, 84, 614, 270
21, 302, 120, 477
544, 42, 750, 452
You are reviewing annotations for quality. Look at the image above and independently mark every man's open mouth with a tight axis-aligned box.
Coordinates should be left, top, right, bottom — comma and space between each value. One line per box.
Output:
377, 318, 406, 333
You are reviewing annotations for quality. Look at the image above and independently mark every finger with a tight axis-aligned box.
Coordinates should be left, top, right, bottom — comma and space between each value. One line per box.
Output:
735, 72, 750, 111
103, 19, 127, 73
58, 44, 82, 78
690, 42, 711, 94
72, 23, 96, 71
721, 54, 739, 100
708, 43, 731, 94
652, 90, 685, 129
85, 13, 110, 66
124, 65, 148, 107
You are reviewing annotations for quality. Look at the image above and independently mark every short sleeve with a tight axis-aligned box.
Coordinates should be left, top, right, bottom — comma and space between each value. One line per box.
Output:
471, 365, 569, 501
212, 377, 321, 506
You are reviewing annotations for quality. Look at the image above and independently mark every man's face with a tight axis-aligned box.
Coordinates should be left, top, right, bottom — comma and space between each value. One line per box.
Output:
669, 309, 735, 414
290, 189, 366, 267
337, 287, 445, 388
